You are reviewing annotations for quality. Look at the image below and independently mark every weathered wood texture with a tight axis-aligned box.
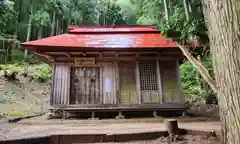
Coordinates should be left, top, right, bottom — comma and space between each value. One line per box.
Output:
52, 63, 70, 105
101, 62, 117, 104
202, 0, 240, 143
51, 103, 185, 111
70, 67, 100, 104
51, 57, 183, 107
164, 119, 179, 135
156, 60, 163, 104
50, 63, 55, 105
119, 61, 138, 104
135, 61, 142, 104
160, 60, 182, 103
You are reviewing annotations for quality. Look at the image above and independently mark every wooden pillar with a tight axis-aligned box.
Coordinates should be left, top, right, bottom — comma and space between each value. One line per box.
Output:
156, 60, 163, 104
66, 63, 71, 105
116, 111, 125, 119
136, 61, 141, 104
50, 61, 56, 106
100, 64, 103, 104
63, 111, 69, 119
115, 61, 120, 104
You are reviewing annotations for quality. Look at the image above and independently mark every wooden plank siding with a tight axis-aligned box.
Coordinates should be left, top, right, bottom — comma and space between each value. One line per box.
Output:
52, 63, 71, 105
51, 56, 184, 108
176, 59, 184, 103
160, 60, 182, 103
119, 61, 138, 104
101, 62, 117, 104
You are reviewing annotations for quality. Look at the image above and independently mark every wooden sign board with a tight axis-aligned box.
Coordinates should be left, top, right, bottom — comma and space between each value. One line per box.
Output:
74, 57, 95, 65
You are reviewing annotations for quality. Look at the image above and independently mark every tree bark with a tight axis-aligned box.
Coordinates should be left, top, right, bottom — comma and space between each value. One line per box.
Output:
168, 0, 172, 16
163, 0, 169, 20
50, 12, 56, 36
202, 0, 240, 143
183, 0, 190, 21
38, 27, 43, 39
24, 0, 33, 60
188, 0, 192, 14
56, 20, 59, 35
164, 119, 179, 135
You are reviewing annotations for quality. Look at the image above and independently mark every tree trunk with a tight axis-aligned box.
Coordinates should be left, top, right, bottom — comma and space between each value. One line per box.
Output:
163, 0, 169, 20
183, 0, 190, 21
202, 0, 240, 143
50, 12, 56, 36
24, 0, 33, 60
56, 20, 59, 35
38, 27, 43, 39
188, 0, 192, 14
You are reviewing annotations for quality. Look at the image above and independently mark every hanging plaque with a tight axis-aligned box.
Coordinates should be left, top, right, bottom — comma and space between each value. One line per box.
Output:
74, 57, 95, 65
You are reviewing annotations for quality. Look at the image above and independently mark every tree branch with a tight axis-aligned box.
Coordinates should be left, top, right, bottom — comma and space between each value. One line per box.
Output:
176, 42, 217, 93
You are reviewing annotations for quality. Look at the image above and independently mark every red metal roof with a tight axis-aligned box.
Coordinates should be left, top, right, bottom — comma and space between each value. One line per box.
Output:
23, 26, 198, 51
68, 25, 158, 33
24, 33, 177, 48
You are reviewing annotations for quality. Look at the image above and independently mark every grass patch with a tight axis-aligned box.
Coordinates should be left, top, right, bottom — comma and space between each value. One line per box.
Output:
6, 109, 26, 117
0, 63, 52, 84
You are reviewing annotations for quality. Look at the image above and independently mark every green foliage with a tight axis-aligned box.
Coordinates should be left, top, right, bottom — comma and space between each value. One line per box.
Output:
32, 64, 52, 83
0, 0, 16, 35
158, 7, 208, 44
135, 0, 164, 25
99, 0, 126, 25
0, 63, 52, 84
180, 61, 203, 102
116, 0, 137, 25
180, 58, 214, 103
7, 109, 26, 117
31, 10, 51, 28
1, 63, 21, 75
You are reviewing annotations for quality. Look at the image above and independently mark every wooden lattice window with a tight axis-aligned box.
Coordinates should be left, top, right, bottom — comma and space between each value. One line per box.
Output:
139, 61, 158, 91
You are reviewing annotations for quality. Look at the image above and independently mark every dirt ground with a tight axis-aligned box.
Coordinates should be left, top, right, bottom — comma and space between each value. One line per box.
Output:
0, 76, 49, 117
0, 75, 221, 143
0, 116, 221, 142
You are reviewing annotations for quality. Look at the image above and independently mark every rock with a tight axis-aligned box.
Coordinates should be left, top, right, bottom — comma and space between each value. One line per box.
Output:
8, 117, 23, 123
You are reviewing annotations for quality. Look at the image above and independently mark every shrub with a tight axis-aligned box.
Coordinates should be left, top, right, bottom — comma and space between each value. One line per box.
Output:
33, 64, 52, 83
180, 60, 214, 103
0, 63, 22, 81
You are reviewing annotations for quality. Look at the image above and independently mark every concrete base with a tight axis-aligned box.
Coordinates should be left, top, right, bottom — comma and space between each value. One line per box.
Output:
116, 111, 125, 119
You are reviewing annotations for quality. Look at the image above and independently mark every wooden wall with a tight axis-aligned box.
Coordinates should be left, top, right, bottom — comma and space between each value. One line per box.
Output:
51, 57, 184, 106
70, 67, 100, 104
119, 61, 138, 104
139, 60, 161, 104
51, 63, 71, 105
160, 60, 183, 103
101, 62, 117, 104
